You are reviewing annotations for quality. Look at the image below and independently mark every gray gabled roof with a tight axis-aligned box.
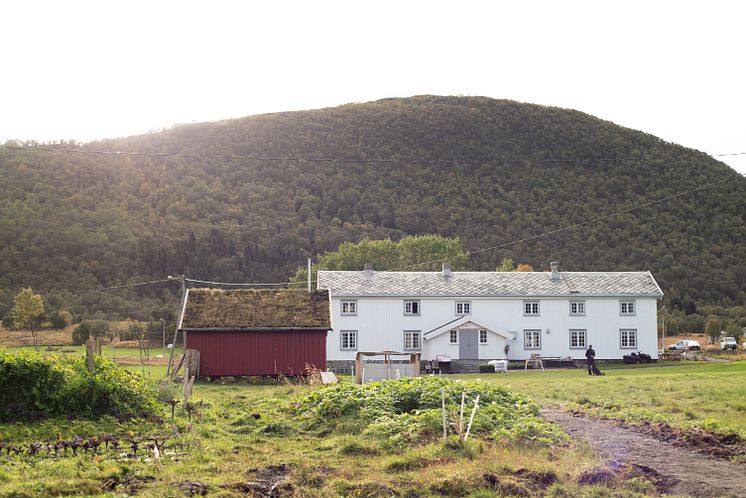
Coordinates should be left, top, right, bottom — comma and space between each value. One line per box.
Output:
423, 316, 512, 340
317, 271, 663, 298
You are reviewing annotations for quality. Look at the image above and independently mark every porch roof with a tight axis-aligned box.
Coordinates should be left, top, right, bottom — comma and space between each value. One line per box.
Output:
423, 316, 512, 340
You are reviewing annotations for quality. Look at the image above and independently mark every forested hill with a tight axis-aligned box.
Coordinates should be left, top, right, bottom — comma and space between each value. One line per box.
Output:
1, 96, 745, 318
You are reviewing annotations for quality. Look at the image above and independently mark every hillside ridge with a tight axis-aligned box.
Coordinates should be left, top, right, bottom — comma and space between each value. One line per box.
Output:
1, 96, 744, 318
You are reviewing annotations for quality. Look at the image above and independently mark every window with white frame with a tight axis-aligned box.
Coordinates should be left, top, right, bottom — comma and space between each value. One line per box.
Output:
620, 300, 636, 316
524, 329, 541, 349
455, 301, 471, 316
449, 329, 458, 344
479, 329, 488, 344
404, 330, 421, 350
569, 329, 587, 349
341, 300, 357, 316
404, 300, 420, 316
620, 329, 637, 348
340, 330, 357, 350
524, 301, 540, 316
569, 301, 585, 316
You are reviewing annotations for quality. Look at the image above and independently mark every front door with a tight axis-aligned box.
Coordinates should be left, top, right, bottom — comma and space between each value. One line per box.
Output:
459, 329, 478, 360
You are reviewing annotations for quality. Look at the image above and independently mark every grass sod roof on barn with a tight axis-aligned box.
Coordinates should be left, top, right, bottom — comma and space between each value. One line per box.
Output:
317, 271, 663, 298
179, 289, 331, 330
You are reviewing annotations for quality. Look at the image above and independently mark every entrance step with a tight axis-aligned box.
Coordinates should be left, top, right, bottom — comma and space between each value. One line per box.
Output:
451, 359, 482, 374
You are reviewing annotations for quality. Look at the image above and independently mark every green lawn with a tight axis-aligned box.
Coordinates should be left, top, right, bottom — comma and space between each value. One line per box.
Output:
0, 377, 607, 497
1, 356, 745, 497
462, 361, 746, 435
2, 344, 178, 359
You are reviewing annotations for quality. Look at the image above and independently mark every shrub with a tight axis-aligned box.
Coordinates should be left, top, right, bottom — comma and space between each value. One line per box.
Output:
479, 364, 495, 373
298, 377, 563, 446
0, 352, 162, 421
50, 310, 73, 329
72, 320, 110, 345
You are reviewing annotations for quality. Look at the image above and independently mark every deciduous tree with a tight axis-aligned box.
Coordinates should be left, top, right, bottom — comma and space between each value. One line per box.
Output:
10, 288, 48, 351
291, 235, 468, 284
704, 317, 722, 344
496, 258, 515, 272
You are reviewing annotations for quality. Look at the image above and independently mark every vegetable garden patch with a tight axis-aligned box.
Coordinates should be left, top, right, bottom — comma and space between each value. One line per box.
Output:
297, 377, 565, 448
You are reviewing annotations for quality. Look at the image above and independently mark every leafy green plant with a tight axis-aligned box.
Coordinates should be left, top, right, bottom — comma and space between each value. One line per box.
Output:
0, 352, 162, 421
298, 377, 563, 447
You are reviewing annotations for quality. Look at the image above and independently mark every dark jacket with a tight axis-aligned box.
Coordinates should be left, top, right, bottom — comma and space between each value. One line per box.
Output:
585, 347, 596, 359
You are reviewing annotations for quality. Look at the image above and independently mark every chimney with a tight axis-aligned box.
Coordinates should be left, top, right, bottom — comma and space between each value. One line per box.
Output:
364, 263, 373, 272
442, 261, 451, 277
550, 261, 560, 281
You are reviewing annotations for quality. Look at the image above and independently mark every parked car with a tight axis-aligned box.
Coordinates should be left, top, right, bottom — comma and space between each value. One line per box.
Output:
720, 337, 738, 350
668, 340, 702, 351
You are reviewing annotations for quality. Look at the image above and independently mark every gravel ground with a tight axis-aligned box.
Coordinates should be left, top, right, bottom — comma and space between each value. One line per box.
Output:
543, 409, 745, 498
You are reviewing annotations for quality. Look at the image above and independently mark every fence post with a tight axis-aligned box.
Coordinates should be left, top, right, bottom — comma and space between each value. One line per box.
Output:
86, 337, 95, 373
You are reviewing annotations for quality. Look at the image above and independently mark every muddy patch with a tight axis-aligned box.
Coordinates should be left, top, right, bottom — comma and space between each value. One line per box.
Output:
544, 409, 746, 497
577, 462, 671, 493
102, 475, 156, 494
227, 463, 292, 497
480, 468, 556, 497
569, 407, 746, 460
177, 480, 208, 496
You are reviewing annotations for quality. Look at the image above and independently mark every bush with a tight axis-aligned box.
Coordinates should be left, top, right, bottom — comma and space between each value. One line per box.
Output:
72, 319, 110, 345
50, 310, 73, 329
298, 377, 563, 446
479, 364, 495, 373
0, 352, 162, 421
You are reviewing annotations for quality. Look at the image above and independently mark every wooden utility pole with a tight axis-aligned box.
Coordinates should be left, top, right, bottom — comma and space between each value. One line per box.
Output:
167, 275, 187, 377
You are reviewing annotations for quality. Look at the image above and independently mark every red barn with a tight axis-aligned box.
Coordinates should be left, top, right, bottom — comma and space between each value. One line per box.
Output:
179, 288, 330, 377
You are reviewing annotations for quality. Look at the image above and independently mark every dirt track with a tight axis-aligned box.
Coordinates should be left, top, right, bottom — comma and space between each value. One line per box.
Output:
543, 409, 745, 498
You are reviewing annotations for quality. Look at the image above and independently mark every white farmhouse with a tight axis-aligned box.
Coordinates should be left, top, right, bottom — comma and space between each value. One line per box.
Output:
318, 262, 663, 372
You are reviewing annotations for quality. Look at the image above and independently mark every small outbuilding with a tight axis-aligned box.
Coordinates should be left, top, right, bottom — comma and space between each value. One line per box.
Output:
179, 288, 331, 377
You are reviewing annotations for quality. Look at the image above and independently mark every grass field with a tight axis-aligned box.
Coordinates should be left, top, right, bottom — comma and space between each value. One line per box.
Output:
1, 351, 745, 497
0, 375, 607, 497
470, 362, 746, 436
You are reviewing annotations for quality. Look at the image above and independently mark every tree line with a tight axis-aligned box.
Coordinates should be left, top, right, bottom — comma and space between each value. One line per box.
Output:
0, 96, 744, 323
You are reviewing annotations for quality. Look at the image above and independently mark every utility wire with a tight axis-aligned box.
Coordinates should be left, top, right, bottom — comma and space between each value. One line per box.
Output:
32, 150, 744, 292
5, 145, 746, 165
392, 175, 735, 271
142, 172, 738, 287
70, 278, 173, 295
184, 277, 302, 288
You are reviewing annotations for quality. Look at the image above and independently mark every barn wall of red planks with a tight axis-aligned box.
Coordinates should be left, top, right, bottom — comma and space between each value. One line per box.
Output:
186, 330, 327, 376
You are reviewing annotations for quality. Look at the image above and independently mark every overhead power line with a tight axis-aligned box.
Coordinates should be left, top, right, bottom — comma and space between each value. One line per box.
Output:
184, 277, 300, 288
70, 278, 173, 295
5, 145, 746, 166
393, 175, 735, 271
711, 151, 746, 157
28, 144, 743, 294
77, 172, 734, 291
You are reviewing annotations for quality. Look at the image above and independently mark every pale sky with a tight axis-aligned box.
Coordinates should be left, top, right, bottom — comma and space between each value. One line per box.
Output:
1, 1, 745, 174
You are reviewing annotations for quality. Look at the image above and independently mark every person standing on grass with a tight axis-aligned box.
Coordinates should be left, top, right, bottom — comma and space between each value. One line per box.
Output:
585, 344, 597, 375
